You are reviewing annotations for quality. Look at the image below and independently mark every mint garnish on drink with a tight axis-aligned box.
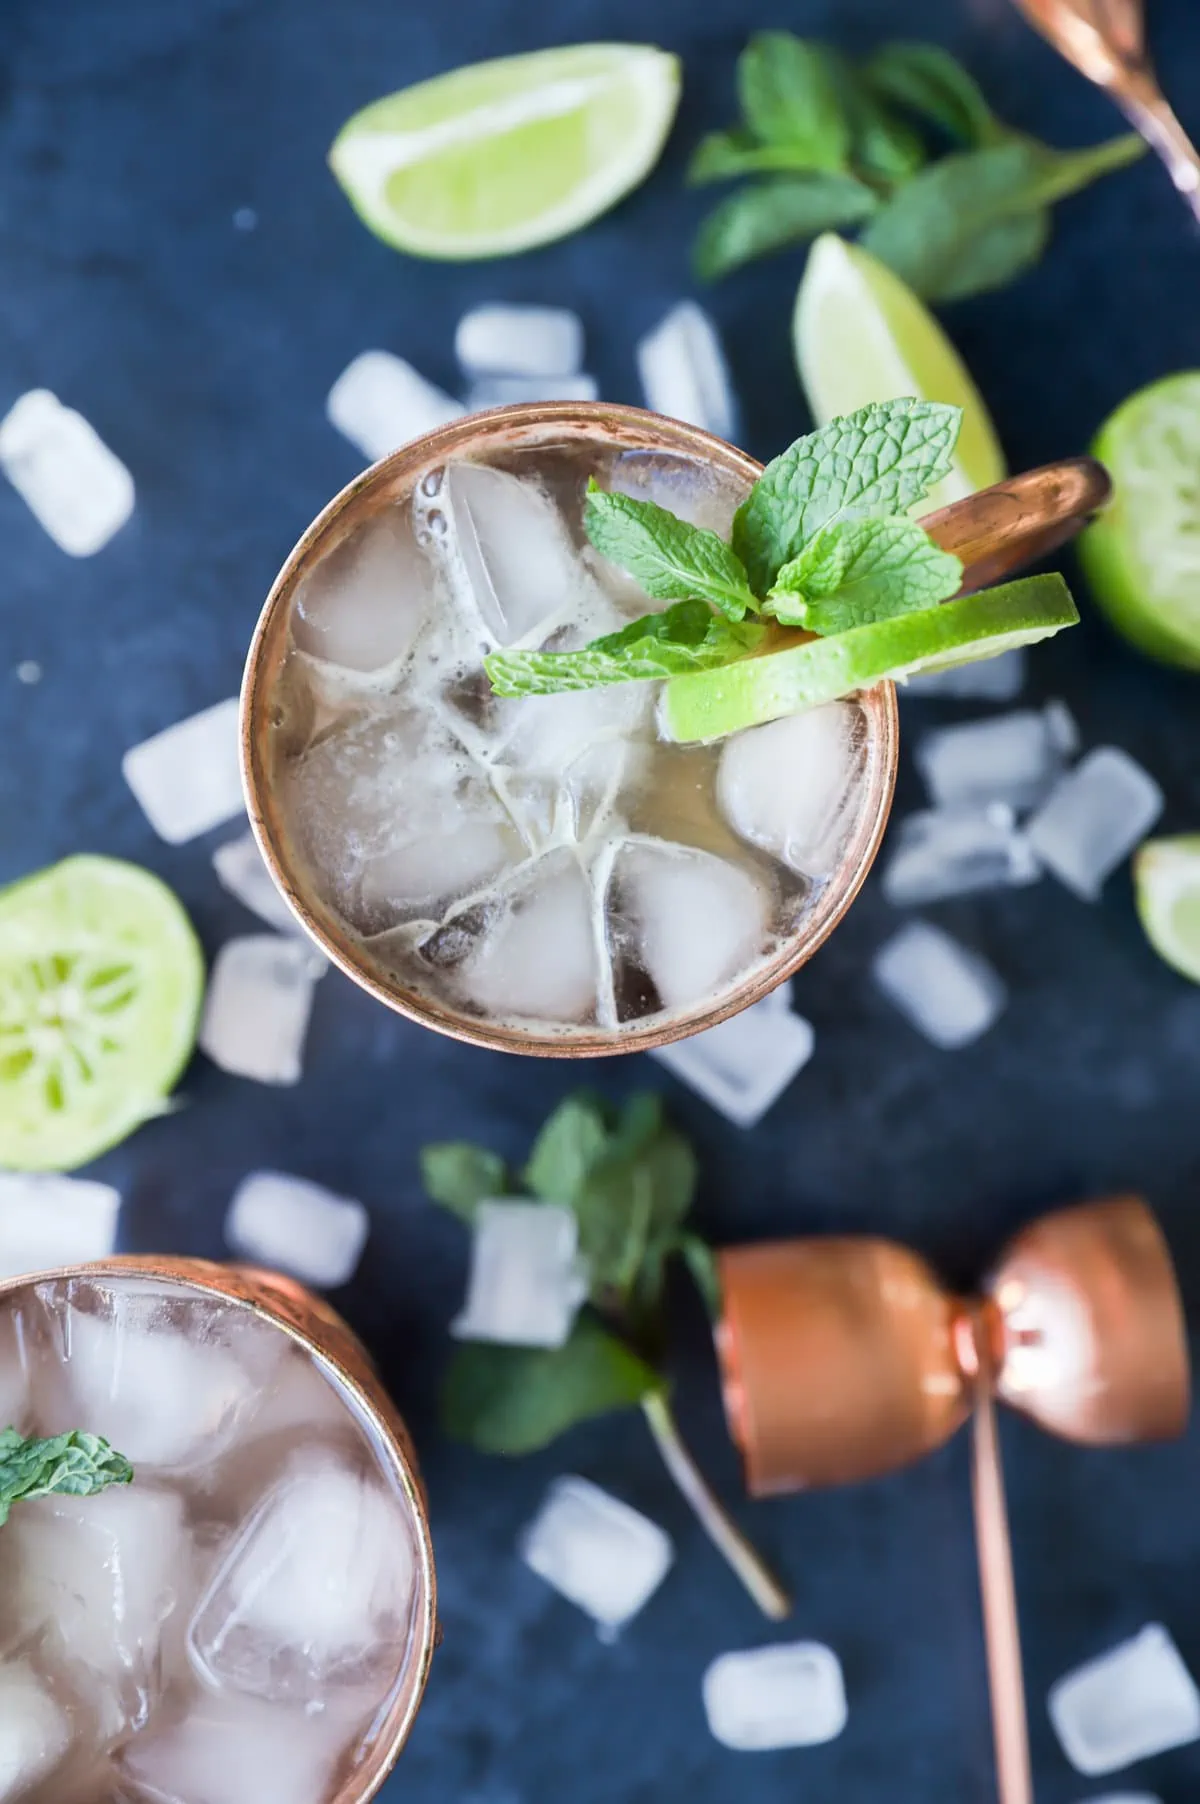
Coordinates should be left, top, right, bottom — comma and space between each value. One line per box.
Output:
0, 1426, 133, 1526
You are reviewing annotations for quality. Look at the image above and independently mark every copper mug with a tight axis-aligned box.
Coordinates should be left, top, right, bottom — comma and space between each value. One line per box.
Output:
241, 402, 1111, 1056
0, 1255, 438, 1804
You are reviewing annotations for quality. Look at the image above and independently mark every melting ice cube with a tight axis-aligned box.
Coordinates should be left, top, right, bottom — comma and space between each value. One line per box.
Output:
0, 1659, 70, 1799
326, 350, 463, 464
1048, 1624, 1200, 1775
188, 1450, 415, 1703
199, 935, 325, 1085
452, 1201, 588, 1349
455, 304, 584, 377
117, 1688, 343, 1804
605, 838, 771, 1018
465, 373, 599, 409
122, 697, 243, 844
872, 921, 1007, 1049
225, 1171, 369, 1290
0, 389, 134, 556
914, 701, 1078, 813
881, 806, 1041, 907
0, 1174, 119, 1281
702, 1641, 847, 1750
902, 647, 1027, 702
213, 831, 300, 934
652, 990, 815, 1127
636, 302, 738, 441
291, 505, 436, 676
442, 461, 604, 646
716, 703, 864, 877
1026, 748, 1164, 901
520, 1476, 673, 1635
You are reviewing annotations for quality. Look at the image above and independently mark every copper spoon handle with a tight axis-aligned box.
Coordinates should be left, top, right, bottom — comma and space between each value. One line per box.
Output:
1110, 65, 1200, 219
972, 1388, 1034, 1804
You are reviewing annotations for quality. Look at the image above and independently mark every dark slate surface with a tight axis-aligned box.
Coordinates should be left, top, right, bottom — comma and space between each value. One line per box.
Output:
2, 0, 1200, 1798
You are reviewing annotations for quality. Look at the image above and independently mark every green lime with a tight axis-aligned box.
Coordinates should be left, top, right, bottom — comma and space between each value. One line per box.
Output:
660, 574, 1078, 743
1079, 371, 1200, 669
0, 857, 205, 1172
1134, 836, 1200, 984
329, 45, 681, 260
794, 233, 1006, 513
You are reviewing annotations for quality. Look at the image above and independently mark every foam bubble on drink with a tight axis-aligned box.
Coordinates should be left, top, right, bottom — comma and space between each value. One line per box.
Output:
716, 703, 865, 878
636, 302, 739, 442
213, 831, 302, 934
116, 1687, 345, 1804
455, 304, 584, 378
0, 389, 134, 557
1048, 1624, 1200, 1774
122, 698, 243, 845
225, 1172, 370, 1291
519, 1476, 673, 1636
0, 1658, 71, 1798
326, 350, 463, 465
702, 1641, 848, 1750
189, 1450, 416, 1704
652, 988, 815, 1127
606, 837, 772, 1017
291, 506, 436, 678
0, 1174, 120, 1281
452, 1201, 588, 1349
199, 935, 326, 1086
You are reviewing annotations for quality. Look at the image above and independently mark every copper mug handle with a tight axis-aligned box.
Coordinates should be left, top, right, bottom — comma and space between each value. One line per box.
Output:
923, 456, 1112, 590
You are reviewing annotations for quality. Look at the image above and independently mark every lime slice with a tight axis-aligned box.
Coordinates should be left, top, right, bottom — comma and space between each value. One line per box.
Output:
661, 574, 1078, 742
0, 857, 205, 1172
329, 45, 681, 260
794, 234, 1006, 512
1134, 837, 1200, 984
1079, 372, 1200, 670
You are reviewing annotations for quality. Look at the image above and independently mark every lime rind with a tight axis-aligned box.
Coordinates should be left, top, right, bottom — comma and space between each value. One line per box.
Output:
1134, 836, 1200, 985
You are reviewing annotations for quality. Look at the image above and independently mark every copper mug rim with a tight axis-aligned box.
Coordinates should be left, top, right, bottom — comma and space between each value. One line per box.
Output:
0, 1255, 437, 1804
240, 400, 1110, 1058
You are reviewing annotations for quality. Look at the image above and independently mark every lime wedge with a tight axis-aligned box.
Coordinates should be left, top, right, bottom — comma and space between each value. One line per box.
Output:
0, 857, 205, 1171
794, 234, 1006, 512
660, 574, 1078, 743
329, 45, 681, 260
1079, 372, 1200, 670
1134, 837, 1200, 984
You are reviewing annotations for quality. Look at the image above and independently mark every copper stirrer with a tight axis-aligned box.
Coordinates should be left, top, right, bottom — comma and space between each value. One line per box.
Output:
714, 1197, 1191, 1804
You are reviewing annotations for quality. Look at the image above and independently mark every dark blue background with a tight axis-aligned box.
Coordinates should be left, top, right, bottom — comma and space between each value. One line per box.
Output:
2, 0, 1200, 1798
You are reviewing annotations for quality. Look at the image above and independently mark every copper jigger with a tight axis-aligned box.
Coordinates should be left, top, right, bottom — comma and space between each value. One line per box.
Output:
241, 401, 1111, 1057
716, 1198, 1190, 1804
0, 1256, 438, 1804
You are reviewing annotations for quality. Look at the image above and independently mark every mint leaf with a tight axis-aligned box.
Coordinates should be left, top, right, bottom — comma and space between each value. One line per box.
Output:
420, 1143, 509, 1223
693, 174, 877, 283
442, 1318, 660, 1454
524, 1093, 610, 1205
733, 398, 962, 593
864, 43, 1005, 147
688, 131, 831, 185
570, 1095, 697, 1306
0, 1428, 132, 1526
737, 33, 850, 169
485, 602, 764, 698
584, 485, 758, 620
766, 517, 963, 634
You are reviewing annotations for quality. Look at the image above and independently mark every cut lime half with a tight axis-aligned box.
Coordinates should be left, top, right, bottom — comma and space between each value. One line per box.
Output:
1134, 837, 1200, 984
0, 857, 205, 1172
1079, 371, 1200, 669
660, 574, 1078, 743
794, 234, 1006, 513
329, 44, 681, 260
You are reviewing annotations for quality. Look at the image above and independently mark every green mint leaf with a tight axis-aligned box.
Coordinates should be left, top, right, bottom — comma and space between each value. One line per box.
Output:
812, 47, 927, 185
420, 1143, 509, 1223
733, 398, 962, 594
0, 1427, 133, 1526
766, 517, 963, 634
737, 33, 850, 169
584, 485, 758, 619
441, 1318, 660, 1455
524, 1093, 611, 1205
675, 1233, 723, 1324
693, 173, 877, 283
570, 1095, 697, 1306
485, 602, 764, 699
688, 130, 832, 185
863, 42, 1005, 147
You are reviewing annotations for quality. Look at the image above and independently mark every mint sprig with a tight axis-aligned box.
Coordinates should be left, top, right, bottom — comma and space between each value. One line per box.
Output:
766, 516, 963, 633
485, 602, 765, 697
583, 483, 759, 620
0, 1427, 133, 1527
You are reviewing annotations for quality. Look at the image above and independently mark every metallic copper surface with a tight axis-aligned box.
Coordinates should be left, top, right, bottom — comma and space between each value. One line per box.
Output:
0, 1255, 437, 1804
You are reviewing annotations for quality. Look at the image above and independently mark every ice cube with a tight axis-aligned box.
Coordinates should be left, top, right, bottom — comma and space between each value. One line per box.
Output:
0, 1174, 120, 1280
0, 1659, 70, 1799
873, 921, 1007, 1049
0, 389, 134, 557
702, 1642, 847, 1750
238, 1346, 352, 1448
326, 350, 463, 464
0, 1315, 29, 1432
213, 832, 301, 934
225, 1171, 369, 1290
914, 701, 1078, 813
455, 305, 584, 378
520, 1476, 673, 1635
116, 1689, 344, 1804
715, 703, 865, 878
636, 302, 739, 441
122, 697, 243, 845
1048, 1624, 1200, 1775
902, 647, 1027, 701
607, 449, 742, 537
291, 506, 436, 676
443, 462, 604, 647
199, 936, 325, 1086
495, 682, 650, 777
1026, 748, 1165, 901
881, 806, 1042, 906
652, 991, 815, 1127
359, 817, 524, 929
605, 839, 771, 1017
451, 1201, 588, 1349
465, 373, 599, 409
188, 1451, 415, 1703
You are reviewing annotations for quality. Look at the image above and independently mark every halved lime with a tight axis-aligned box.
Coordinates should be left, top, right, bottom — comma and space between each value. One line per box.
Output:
329, 45, 681, 260
660, 574, 1078, 742
0, 857, 205, 1171
1079, 372, 1200, 669
794, 234, 1006, 512
1134, 837, 1200, 984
